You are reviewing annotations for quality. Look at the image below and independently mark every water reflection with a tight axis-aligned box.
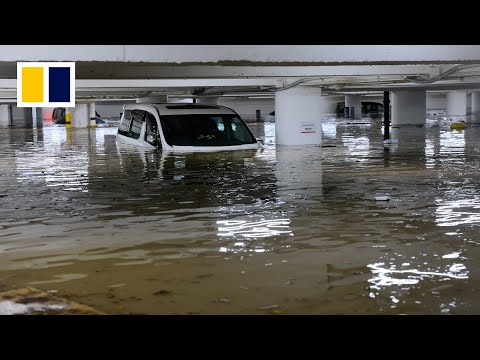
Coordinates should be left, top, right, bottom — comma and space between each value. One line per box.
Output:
368, 261, 468, 290
342, 134, 370, 163
435, 197, 480, 227
216, 218, 293, 254
367, 248, 469, 313
217, 219, 293, 238
439, 130, 465, 160
390, 126, 426, 157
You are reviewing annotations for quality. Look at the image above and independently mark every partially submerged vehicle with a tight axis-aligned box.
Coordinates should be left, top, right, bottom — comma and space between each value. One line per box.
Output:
264, 111, 275, 123
336, 101, 384, 118
52, 107, 105, 124
116, 103, 262, 152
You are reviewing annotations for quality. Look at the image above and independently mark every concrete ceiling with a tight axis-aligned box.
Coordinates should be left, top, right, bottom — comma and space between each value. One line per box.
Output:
2, 46, 480, 101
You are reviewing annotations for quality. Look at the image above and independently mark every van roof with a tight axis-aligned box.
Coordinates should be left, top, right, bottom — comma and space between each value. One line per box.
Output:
125, 103, 237, 116
336, 101, 383, 105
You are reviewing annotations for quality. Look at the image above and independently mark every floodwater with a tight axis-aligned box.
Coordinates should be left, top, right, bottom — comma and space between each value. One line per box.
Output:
1, 117, 480, 314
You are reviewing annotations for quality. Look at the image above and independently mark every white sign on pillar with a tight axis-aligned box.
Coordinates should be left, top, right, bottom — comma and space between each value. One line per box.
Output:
300, 121, 317, 134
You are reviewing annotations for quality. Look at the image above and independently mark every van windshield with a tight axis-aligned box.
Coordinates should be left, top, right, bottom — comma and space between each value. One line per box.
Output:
160, 114, 257, 146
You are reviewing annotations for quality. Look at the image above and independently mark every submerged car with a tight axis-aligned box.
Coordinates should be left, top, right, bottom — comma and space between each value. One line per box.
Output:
264, 111, 275, 122
116, 103, 262, 152
52, 107, 105, 124
336, 101, 384, 118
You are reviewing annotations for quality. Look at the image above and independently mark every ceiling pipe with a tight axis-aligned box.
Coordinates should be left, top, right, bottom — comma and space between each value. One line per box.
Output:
404, 64, 480, 83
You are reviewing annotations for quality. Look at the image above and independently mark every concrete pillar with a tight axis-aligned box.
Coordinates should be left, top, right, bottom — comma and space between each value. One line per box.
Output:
471, 92, 480, 121
37, 108, 43, 128
23, 108, 34, 128
71, 104, 89, 128
0, 104, 11, 127
391, 90, 426, 126
136, 95, 167, 103
446, 91, 467, 119
275, 87, 322, 146
345, 95, 362, 119
32, 107, 43, 128
196, 97, 218, 105
9, 106, 33, 128
88, 103, 96, 126
322, 95, 342, 115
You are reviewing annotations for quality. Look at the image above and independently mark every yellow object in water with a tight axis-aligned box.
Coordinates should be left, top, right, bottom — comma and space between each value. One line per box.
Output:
450, 122, 466, 130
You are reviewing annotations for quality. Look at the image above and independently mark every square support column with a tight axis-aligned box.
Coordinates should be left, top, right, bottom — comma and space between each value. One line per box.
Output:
391, 90, 426, 126
446, 91, 467, 120
275, 87, 322, 145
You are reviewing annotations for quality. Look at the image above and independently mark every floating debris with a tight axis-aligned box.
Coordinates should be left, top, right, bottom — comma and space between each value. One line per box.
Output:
442, 252, 460, 259
153, 290, 171, 296
268, 309, 284, 314
0, 287, 104, 315
258, 304, 279, 310
450, 122, 465, 130
215, 297, 231, 303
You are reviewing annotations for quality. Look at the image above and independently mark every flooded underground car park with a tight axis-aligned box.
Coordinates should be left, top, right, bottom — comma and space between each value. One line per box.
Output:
3, 45, 480, 315
1, 114, 480, 315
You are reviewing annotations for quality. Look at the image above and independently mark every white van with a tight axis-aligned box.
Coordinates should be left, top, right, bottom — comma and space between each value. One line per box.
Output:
116, 103, 262, 152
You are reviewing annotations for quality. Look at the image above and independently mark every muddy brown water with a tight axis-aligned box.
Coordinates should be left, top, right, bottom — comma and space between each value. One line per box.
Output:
1, 118, 479, 314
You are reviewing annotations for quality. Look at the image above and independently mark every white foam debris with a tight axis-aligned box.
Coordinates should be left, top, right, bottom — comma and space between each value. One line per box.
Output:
0, 301, 28, 315
449, 264, 466, 273
442, 252, 460, 259
0, 301, 67, 315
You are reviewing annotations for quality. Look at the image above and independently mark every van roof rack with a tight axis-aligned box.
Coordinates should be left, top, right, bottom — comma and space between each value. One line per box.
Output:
164, 104, 220, 110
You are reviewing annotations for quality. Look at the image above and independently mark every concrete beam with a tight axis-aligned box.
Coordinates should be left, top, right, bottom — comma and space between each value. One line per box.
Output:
73, 64, 436, 79
1, 45, 480, 64
0, 62, 440, 79
196, 97, 218, 105
0, 78, 277, 90
136, 95, 167, 103
325, 81, 480, 92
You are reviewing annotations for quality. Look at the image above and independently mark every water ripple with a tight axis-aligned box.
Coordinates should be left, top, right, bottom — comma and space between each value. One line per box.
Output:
217, 219, 293, 238
368, 262, 468, 290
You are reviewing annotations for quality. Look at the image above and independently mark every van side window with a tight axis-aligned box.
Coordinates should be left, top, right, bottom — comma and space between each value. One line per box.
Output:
129, 110, 145, 140
117, 109, 145, 139
144, 111, 160, 149
117, 110, 132, 137
230, 117, 249, 143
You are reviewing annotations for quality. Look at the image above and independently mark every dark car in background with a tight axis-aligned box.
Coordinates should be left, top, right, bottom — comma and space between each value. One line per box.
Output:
336, 101, 384, 118
52, 107, 105, 124
265, 111, 275, 122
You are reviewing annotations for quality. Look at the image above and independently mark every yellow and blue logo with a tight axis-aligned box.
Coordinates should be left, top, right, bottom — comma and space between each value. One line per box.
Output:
17, 62, 75, 107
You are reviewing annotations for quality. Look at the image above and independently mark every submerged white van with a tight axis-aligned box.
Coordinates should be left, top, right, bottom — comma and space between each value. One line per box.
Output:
116, 103, 262, 152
